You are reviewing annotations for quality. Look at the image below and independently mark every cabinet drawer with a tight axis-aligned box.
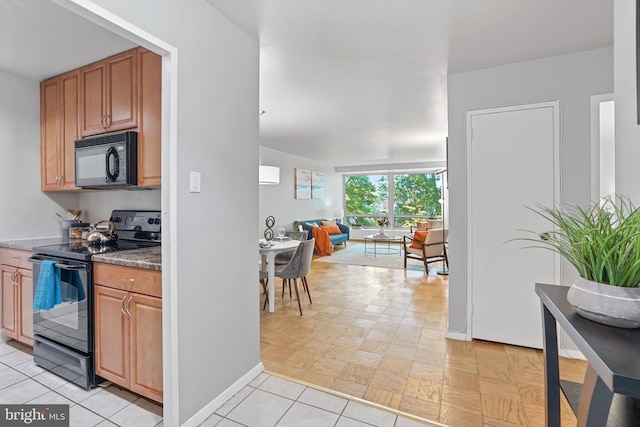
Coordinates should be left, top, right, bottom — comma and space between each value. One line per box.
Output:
94, 263, 161, 298
0, 248, 33, 270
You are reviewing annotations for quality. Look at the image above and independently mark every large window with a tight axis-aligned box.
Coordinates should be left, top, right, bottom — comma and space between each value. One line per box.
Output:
344, 173, 442, 229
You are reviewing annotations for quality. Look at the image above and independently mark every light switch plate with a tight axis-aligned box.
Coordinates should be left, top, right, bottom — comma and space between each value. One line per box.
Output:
189, 171, 201, 193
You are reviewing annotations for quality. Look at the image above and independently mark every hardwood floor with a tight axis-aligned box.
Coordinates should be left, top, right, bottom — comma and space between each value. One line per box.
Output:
259, 255, 587, 426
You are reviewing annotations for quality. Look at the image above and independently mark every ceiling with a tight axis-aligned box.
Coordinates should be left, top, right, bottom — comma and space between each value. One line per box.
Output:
208, 0, 613, 169
0, 1, 136, 81
0, 1, 613, 170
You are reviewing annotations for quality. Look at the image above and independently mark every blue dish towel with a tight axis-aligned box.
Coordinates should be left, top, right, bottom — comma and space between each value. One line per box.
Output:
61, 269, 86, 302
33, 260, 62, 311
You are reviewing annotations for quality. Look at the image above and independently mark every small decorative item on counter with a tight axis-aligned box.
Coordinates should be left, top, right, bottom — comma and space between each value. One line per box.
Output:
69, 223, 90, 240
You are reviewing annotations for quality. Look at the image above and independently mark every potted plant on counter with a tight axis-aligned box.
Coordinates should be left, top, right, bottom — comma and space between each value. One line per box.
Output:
518, 196, 640, 328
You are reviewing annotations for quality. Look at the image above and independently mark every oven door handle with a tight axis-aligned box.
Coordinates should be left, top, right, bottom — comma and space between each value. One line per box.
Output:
28, 257, 86, 271
54, 264, 86, 271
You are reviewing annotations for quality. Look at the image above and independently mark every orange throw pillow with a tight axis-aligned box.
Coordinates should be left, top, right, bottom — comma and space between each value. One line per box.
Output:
321, 225, 342, 235
410, 231, 428, 249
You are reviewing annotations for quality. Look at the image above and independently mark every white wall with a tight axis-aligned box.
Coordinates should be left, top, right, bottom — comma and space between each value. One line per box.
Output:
0, 69, 80, 239
259, 146, 341, 235
614, 0, 640, 201
63, 1, 260, 425
447, 47, 613, 337
77, 189, 160, 222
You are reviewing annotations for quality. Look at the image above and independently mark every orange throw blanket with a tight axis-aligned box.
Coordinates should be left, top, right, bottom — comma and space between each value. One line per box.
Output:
312, 227, 333, 256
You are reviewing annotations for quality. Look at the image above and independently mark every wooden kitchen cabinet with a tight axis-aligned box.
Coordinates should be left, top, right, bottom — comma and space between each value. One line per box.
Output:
137, 47, 162, 188
80, 49, 138, 137
40, 70, 81, 191
41, 46, 161, 191
0, 249, 34, 346
94, 263, 162, 403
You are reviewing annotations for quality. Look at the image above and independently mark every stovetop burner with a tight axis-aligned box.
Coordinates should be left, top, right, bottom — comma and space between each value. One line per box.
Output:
33, 210, 161, 261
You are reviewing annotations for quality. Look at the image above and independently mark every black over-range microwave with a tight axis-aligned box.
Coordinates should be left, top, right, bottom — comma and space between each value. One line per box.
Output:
74, 131, 138, 188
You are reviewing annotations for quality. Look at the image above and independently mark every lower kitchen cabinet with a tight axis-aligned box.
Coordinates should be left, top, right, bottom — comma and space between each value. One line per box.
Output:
94, 263, 162, 403
0, 249, 34, 346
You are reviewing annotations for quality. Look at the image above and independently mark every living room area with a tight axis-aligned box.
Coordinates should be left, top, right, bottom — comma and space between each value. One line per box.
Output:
256, 147, 587, 426
242, 1, 620, 425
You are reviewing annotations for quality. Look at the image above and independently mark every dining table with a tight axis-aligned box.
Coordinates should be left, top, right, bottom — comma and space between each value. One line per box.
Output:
259, 238, 301, 312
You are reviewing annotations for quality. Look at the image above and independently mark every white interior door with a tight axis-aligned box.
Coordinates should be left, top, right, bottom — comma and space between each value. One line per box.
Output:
468, 102, 560, 349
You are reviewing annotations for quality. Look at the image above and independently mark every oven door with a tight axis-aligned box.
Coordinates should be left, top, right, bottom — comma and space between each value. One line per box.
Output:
29, 255, 92, 354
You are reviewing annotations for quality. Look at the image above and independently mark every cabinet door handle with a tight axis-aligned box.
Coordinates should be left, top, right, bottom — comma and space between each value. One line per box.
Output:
104, 114, 111, 130
125, 295, 133, 317
10, 271, 17, 285
14, 271, 21, 286
120, 295, 128, 315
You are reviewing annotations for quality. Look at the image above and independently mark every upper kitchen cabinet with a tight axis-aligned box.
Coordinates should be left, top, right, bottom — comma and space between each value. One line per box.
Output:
80, 49, 138, 137
137, 47, 162, 188
40, 70, 80, 191
41, 47, 162, 191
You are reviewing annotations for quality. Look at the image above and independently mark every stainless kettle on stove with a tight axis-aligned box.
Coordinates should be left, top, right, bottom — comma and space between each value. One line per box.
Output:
87, 220, 118, 245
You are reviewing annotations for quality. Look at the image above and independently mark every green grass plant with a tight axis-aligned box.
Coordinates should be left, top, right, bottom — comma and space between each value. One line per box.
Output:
518, 196, 640, 287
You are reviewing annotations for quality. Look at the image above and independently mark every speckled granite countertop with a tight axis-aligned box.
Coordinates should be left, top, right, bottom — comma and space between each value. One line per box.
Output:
0, 237, 66, 251
0, 237, 161, 271
91, 246, 161, 271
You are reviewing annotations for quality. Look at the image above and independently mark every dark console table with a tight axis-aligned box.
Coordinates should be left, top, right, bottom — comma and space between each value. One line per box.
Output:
535, 283, 640, 427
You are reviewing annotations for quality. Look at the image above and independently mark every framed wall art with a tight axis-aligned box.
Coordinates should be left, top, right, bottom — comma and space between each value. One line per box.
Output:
311, 171, 325, 199
295, 168, 311, 199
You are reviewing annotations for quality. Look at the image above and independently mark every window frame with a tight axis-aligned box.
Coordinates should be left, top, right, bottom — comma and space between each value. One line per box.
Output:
343, 172, 441, 230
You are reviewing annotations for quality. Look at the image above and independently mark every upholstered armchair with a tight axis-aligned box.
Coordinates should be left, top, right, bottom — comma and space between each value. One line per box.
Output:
402, 228, 449, 274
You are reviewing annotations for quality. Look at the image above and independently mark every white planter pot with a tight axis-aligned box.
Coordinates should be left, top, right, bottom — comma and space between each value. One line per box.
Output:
567, 277, 640, 328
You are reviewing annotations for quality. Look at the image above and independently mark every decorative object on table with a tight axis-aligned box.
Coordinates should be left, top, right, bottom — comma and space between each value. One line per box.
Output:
295, 168, 311, 199
333, 208, 344, 223
311, 171, 324, 199
274, 227, 291, 242
264, 215, 275, 241
376, 216, 389, 237
516, 196, 640, 328
259, 240, 274, 248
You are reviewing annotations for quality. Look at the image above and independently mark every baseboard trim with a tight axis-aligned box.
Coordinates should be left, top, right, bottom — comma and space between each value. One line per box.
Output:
182, 362, 264, 427
559, 348, 586, 360
445, 331, 470, 341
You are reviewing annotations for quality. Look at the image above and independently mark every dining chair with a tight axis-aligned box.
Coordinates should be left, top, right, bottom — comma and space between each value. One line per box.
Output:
275, 230, 309, 298
275, 238, 315, 315
259, 270, 269, 311
275, 231, 308, 265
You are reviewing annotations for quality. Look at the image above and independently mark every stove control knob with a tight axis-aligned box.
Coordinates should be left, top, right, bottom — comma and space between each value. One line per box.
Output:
147, 218, 154, 224
154, 218, 161, 225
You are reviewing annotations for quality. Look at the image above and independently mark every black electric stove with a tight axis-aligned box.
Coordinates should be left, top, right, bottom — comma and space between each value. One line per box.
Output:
33, 210, 161, 261
29, 210, 161, 389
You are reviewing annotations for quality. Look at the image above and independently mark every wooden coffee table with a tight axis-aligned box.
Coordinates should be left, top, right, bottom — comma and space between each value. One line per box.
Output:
363, 234, 401, 256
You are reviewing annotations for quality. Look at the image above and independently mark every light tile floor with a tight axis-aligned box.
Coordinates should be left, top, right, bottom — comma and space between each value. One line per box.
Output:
2, 340, 434, 427
0, 340, 163, 427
